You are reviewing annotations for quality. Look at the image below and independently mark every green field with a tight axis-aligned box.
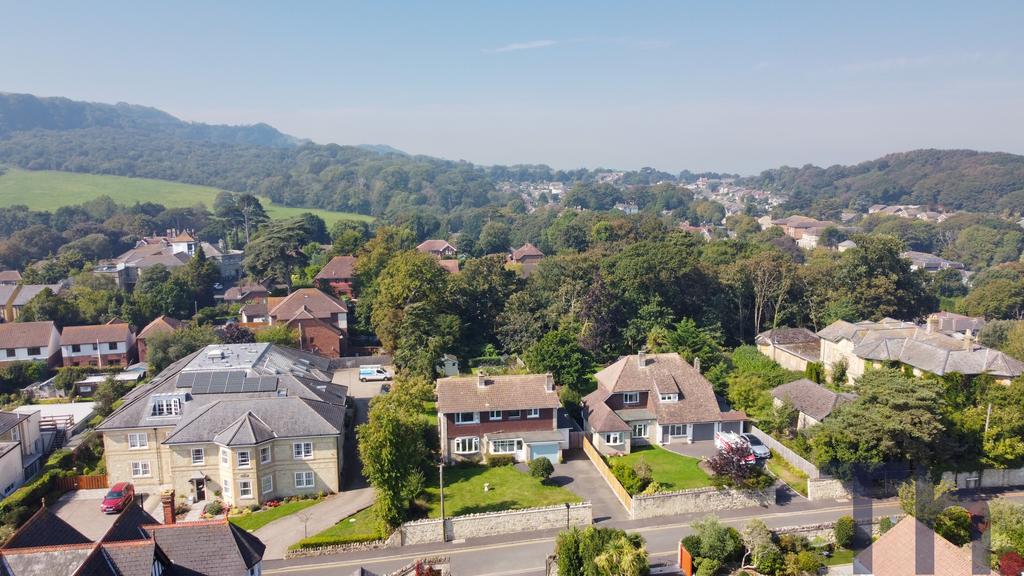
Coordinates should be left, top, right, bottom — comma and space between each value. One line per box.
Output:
0, 167, 373, 226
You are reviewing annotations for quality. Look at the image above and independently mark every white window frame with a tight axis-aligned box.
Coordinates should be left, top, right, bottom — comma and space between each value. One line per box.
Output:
526, 408, 540, 419
293, 442, 313, 460
454, 412, 478, 425
10, 427, 20, 442
238, 479, 253, 499
128, 432, 148, 449
622, 392, 640, 404
490, 439, 519, 454
222, 479, 231, 496
150, 397, 181, 417
221, 448, 230, 465
659, 393, 678, 402
507, 410, 521, 419
670, 424, 687, 437
260, 446, 272, 464
632, 423, 648, 438
130, 461, 151, 477
454, 437, 479, 454
488, 410, 502, 421
237, 450, 251, 468
294, 471, 315, 488
605, 433, 623, 445
191, 448, 205, 465
262, 474, 273, 494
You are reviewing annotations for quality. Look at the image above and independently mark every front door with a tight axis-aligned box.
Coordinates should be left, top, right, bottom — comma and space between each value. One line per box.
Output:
195, 479, 206, 501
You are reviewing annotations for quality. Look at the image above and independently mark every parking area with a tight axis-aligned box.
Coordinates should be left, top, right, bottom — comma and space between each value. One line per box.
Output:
550, 450, 630, 522
663, 440, 719, 460
50, 487, 161, 540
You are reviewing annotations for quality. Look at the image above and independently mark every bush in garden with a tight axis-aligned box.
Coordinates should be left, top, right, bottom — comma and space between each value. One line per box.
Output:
528, 457, 554, 480
879, 516, 894, 534
833, 515, 856, 548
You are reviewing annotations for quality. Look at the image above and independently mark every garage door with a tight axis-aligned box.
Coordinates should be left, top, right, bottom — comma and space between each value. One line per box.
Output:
691, 423, 715, 441
530, 443, 560, 464
720, 421, 744, 434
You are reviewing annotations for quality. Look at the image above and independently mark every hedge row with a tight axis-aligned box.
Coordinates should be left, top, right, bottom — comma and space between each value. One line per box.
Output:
0, 449, 77, 526
288, 532, 384, 550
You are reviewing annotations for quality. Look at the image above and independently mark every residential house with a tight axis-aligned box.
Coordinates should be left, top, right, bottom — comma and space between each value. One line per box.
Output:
508, 243, 544, 277
0, 410, 44, 495
836, 239, 857, 252
222, 283, 270, 306
136, 315, 184, 362
754, 327, 821, 372
437, 354, 459, 377
416, 239, 457, 259
925, 312, 985, 335
72, 370, 146, 397
770, 379, 856, 430
96, 343, 347, 506
853, 516, 994, 576
60, 322, 136, 368
1, 283, 66, 322
0, 321, 61, 367
902, 250, 965, 273
0, 500, 265, 576
95, 231, 243, 290
315, 255, 357, 299
768, 215, 837, 249
582, 352, 747, 456
0, 270, 21, 285
678, 223, 714, 241
818, 318, 1024, 384
265, 288, 349, 357
437, 373, 568, 464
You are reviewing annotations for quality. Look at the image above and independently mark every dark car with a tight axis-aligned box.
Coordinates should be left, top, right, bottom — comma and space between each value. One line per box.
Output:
100, 482, 135, 514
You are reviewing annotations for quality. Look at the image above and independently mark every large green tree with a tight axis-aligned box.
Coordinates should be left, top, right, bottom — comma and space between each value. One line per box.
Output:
242, 217, 313, 290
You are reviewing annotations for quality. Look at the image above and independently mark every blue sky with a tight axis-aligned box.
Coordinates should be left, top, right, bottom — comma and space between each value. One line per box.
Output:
2, 1, 1023, 173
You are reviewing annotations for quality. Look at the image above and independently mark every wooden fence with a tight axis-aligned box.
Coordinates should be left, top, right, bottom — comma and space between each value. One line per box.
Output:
55, 475, 108, 491
568, 431, 584, 450
581, 435, 632, 514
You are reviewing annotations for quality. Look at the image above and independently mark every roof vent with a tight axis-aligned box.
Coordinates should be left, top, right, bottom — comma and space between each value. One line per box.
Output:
207, 349, 225, 360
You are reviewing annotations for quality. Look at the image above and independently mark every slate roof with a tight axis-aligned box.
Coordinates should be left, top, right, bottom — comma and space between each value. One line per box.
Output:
0, 321, 55, 350
99, 541, 163, 576
0, 270, 21, 283
0, 411, 30, 437
211, 411, 278, 446
269, 288, 347, 319
771, 379, 856, 422
754, 327, 821, 362
10, 284, 63, 307
223, 283, 269, 302
59, 323, 133, 346
164, 397, 343, 445
436, 374, 560, 414
1, 506, 91, 550
101, 504, 159, 543
137, 315, 183, 339
0, 545, 94, 576
854, 516, 995, 576
145, 520, 265, 575
316, 255, 357, 280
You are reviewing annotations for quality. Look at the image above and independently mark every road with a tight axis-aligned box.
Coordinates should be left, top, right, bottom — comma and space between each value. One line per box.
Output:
264, 490, 1024, 576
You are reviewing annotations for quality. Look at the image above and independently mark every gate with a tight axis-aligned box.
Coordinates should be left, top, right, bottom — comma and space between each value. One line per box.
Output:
569, 431, 584, 450
55, 475, 109, 491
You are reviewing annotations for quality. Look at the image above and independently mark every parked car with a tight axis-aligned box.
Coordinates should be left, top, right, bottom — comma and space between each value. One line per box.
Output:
714, 431, 757, 465
741, 433, 771, 460
100, 482, 135, 514
359, 365, 393, 382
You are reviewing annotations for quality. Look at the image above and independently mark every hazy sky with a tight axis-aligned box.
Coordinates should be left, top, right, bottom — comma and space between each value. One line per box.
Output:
2, 1, 1023, 174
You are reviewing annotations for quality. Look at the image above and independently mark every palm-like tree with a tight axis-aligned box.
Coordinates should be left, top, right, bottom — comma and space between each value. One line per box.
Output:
594, 535, 648, 576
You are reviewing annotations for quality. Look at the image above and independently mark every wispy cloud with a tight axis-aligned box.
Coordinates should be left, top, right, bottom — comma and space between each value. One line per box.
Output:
483, 40, 558, 53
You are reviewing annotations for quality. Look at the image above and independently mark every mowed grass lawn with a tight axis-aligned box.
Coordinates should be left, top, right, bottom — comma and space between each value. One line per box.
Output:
609, 445, 711, 491
419, 464, 580, 518
228, 498, 321, 531
765, 450, 809, 497
0, 167, 373, 226
290, 506, 381, 549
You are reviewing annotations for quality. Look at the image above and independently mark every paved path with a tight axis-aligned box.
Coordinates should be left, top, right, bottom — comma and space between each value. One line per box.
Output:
254, 487, 376, 560
551, 451, 629, 522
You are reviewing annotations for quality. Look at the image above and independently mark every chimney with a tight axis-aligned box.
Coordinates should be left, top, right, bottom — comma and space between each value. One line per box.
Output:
637, 350, 647, 368
693, 357, 701, 374
926, 314, 940, 334
963, 329, 975, 351
161, 488, 176, 525
477, 372, 487, 388
544, 373, 555, 392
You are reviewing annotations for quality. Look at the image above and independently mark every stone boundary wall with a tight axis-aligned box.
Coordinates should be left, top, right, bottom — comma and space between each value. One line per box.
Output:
942, 467, 1024, 489
284, 538, 389, 559
631, 486, 773, 520
749, 425, 821, 479
807, 477, 854, 501
398, 502, 592, 546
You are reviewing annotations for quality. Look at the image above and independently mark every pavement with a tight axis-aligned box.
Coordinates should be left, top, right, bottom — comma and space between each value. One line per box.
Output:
50, 488, 119, 540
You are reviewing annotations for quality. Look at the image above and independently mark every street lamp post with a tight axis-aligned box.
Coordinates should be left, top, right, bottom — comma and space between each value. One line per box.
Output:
439, 459, 447, 542
564, 502, 571, 529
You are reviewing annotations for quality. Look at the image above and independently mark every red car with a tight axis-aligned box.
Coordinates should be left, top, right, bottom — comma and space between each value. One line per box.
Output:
100, 482, 135, 514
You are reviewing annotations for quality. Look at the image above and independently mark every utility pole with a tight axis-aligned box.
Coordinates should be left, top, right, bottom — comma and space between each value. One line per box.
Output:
439, 460, 446, 542
984, 403, 992, 437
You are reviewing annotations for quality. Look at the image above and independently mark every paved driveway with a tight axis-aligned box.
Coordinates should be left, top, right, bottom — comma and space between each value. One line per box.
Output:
50, 488, 120, 540
551, 451, 630, 522
663, 440, 718, 460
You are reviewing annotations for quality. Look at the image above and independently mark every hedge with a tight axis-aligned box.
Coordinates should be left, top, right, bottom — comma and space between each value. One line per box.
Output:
0, 449, 77, 527
288, 533, 384, 550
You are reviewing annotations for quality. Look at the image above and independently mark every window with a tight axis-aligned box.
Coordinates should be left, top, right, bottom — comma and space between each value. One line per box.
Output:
3, 349, 13, 358
507, 410, 521, 419
490, 439, 519, 454
191, 448, 205, 465
488, 410, 502, 421
222, 479, 231, 496
237, 450, 251, 468
11, 428, 20, 442
604, 433, 623, 445
454, 437, 479, 454
127, 433, 147, 449
632, 423, 648, 438
454, 412, 478, 425
106, 342, 118, 351
150, 398, 181, 417
221, 448, 229, 465
262, 475, 273, 494
27, 347, 41, 356
292, 442, 313, 460
71, 344, 81, 353
670, 424, 687, 437
622, 392, 640, 404
130, 461, 151, 477
526, 408, 540, 419
260, 446, 272, 464
294, 471, 315, 488
659, 394, 678, 402
238, 480, 252, 499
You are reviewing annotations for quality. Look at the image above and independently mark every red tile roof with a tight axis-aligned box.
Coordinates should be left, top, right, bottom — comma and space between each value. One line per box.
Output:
0, 321, 56, 350
138, 316, 184, 339
315, 256, 356, 280
511, 243, 544, 261
269, 288, 347, 320
417, 239, 456, 253
59, 323, 133, 346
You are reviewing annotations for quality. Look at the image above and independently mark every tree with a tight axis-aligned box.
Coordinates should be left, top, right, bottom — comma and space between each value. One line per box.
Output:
991, 502, 1024, 553
690, 515, 742, 564
17, 288, 80, 328
961, 279, 1024, 319
740, 519, 774, 568
707, 442, 769, 490
243, 217, 312, 290
897, 479, 955, 526
934, 506, 972, 546
476, 221, 511, 255
999, 552, 1024, 576
176, 245, 220, 309
524, 330, 595, 395
594, 535, 648, 576
528, 457, 554, 481
255, 325, 299, 347
555, 527, 647, 576
368, 251, 453, 356
450, 255, 519, 356
217, 323, 255, 344
146, 324, 221, 373
94, 376, 133, 417
833, 515, 855, 549
215, 192, 268, 243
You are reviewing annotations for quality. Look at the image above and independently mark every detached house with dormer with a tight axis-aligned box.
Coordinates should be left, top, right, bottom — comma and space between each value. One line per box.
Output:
582, 352, 747, 455
436, 373, 569, 464
96, 343, 347, 507
267, 288, 349, 357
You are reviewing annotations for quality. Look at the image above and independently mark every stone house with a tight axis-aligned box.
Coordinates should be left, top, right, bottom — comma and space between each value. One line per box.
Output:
436, 373, 568, 464
582, 352, 746, 456
0, 321, 61, 367
754, 327, 821, 372
60, 322, 136, 368
97, 343, 347, 507
136, 315, 184, 362
770, 379, 856, 430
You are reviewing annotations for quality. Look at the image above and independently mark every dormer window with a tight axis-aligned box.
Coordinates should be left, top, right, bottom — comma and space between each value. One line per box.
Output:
622, 392, 640, 404
150, 397, 181, 416
659, 394, 678, 402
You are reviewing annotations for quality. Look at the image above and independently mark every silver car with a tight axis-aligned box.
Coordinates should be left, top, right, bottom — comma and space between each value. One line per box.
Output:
741, 433, 771, 460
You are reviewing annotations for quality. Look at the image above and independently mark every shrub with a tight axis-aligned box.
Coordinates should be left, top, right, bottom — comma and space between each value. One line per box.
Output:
753, 542, 784, 575
633, 457, 652, 484
935, 506, 972, 546
639, 481, 664, 496
289, 532, 384, 549
248, 503, 261, 512
834, 515, 856, 548
486, 454, 516, 467
204, 501, 224, 516
999, 552, 1024, 576
785, 550, 825, 576
528, 457, 554, 480
611, 460, 649, 495
695, 558, 721, 576
879, 516, 894, 534
681, 535, 702, 556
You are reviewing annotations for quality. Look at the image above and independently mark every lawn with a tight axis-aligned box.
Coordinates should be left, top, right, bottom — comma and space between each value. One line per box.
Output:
421, 400, 437, 428
765, 450, 809, 497
289, 506, 381, 549
228, 497, 321, 531
825, 547, 857, 566
609, 445, 712, 491
420, 464, 581, 518
0, 167, 373, 226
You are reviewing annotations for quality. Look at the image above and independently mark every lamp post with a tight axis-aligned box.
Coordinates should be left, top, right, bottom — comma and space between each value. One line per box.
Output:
564, 502, 571, 529
439, 458, 447, 542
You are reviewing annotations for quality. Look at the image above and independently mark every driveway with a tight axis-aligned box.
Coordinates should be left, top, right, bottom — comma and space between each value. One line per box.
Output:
550, 450, 630, 522
663, 440, 718, 460
50, 488, 119, 540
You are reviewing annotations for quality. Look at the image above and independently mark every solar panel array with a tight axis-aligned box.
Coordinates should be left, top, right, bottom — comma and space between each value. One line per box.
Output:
177, 370, 278, 394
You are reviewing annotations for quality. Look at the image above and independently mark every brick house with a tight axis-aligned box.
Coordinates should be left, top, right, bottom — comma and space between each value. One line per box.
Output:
314, 255, 357, 299
222, 283, 269, 306
136, 315, 184, 362
267, 288, 349, 357
59, 322, 136, 368
436, 373, 568, 464
582, 352, 747, 456
508, 243, 544, 277
0, 321, 61, 368
416, 239, 457, 259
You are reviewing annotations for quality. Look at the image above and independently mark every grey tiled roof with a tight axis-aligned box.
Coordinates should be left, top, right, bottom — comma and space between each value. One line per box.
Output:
100, 542, 163, 576
101, 504, 159, 543
0, 411, 29, 437
0, 546, 94, 576
755, 327, 821, 362
771, 379, 856, 422
212, 411, 277, 446
164, 396, 344, 445
146, 520, 265, 575
2, 506, 90, 550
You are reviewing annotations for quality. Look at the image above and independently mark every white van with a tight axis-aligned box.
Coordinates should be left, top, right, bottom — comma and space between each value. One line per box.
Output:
359, 365, 392, 382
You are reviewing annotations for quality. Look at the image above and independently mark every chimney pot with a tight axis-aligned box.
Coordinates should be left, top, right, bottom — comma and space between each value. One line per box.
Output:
161, 489, 176, 524
477, 373, 487, 388
694, 357, 701, 373
637, 350, 647, 368
544, 373, 554, 392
